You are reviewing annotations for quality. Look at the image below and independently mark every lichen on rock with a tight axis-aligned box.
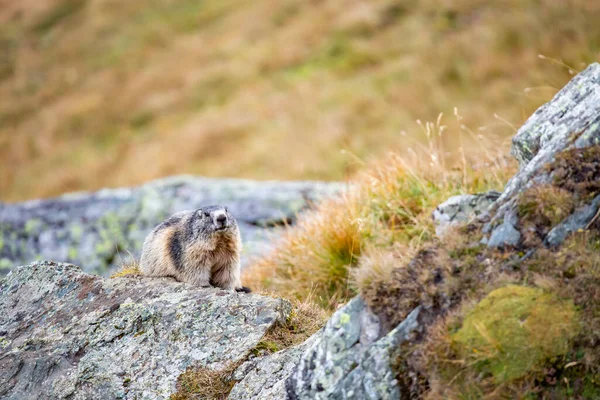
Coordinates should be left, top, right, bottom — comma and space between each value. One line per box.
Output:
0, 261, 291, 400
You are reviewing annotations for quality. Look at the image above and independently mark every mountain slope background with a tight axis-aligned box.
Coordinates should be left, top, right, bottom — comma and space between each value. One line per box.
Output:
1, 0, 599, 201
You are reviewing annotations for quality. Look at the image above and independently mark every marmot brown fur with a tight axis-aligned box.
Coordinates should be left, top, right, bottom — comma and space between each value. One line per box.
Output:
140, 205, 250, 292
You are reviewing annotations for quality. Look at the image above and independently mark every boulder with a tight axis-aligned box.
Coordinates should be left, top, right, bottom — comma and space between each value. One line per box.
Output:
0, 261, 290, 400
483, 63, 600, 248
0, 176, 343, 276
432, 191, 500, 237
229, 297, 422, 400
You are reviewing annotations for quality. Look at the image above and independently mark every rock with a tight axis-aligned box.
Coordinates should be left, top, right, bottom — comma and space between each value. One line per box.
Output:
228, 331, 323, 400
231, 297, 421, 400
0, 261, 291, 400
545, 194, 600, 247
432, 191, 501, 237
484, 63, 600, 248
0, 176, 343, 276
486, 209, 521, 248
510, 63, 600, 169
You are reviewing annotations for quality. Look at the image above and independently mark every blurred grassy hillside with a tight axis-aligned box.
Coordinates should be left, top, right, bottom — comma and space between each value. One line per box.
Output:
1, 0, 599, 201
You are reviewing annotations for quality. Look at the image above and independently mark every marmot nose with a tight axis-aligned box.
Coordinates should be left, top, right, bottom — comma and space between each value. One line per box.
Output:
216, 214, 227, 227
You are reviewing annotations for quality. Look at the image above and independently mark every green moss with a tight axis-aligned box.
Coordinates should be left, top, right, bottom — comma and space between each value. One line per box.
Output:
24, 219, 43, 235
70, 224, 84, 242
451, 285, 579, 385
251, 340, 280, 356
0, 258, 13, 272
339, 313, 351, 325
68, 247, 78, 260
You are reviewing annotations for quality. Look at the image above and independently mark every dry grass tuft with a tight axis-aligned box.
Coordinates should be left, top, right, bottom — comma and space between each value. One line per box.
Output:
110, 260, 141, 278
517, 184, 576, 247
170, 362, 241, 400
244, 115, 515, 311
254, 294, 329, 355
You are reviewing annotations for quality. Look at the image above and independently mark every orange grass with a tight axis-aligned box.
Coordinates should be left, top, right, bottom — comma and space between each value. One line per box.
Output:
244, 115, 515, 310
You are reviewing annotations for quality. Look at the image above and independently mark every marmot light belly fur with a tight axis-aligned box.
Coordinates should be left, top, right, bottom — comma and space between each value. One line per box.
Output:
140, 205, 250, 292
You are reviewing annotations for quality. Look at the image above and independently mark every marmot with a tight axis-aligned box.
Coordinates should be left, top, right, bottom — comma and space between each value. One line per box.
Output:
140, 205, 250, 292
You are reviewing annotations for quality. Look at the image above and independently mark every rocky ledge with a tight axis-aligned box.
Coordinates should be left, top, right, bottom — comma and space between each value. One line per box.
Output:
0, 261, 290, 400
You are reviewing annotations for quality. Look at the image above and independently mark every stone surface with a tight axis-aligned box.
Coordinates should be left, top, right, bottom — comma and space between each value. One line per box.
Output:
510, 63, 600, 169
285, 299, 421, 400
486, 209, 521, 248
484, 63, 600, 248
229, 331, 323, 400
231, 297, 421, 400
545, 194, 600, 247
432, 191, 500, 237
0, 176, 343, 276
0, 261, 291, 400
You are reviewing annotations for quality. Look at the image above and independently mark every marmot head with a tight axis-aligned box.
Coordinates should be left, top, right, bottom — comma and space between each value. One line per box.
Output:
190, 205, 239, 240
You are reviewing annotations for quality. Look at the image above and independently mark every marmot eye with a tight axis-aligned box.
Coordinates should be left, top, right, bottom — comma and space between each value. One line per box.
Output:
204, 212, 210, 217
225, 207, 228, 213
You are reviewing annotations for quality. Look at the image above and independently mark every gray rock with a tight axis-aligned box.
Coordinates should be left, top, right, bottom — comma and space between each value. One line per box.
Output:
0, 261, 291, 400
510, 63, 600, 169
229, 331, 323, 400
432, 191, 501, 237
282, 297, 421, 400
486, 210, 521, 248
545, 194, 600, 247
0, 176, 343, 276
485, 63, 600, 248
